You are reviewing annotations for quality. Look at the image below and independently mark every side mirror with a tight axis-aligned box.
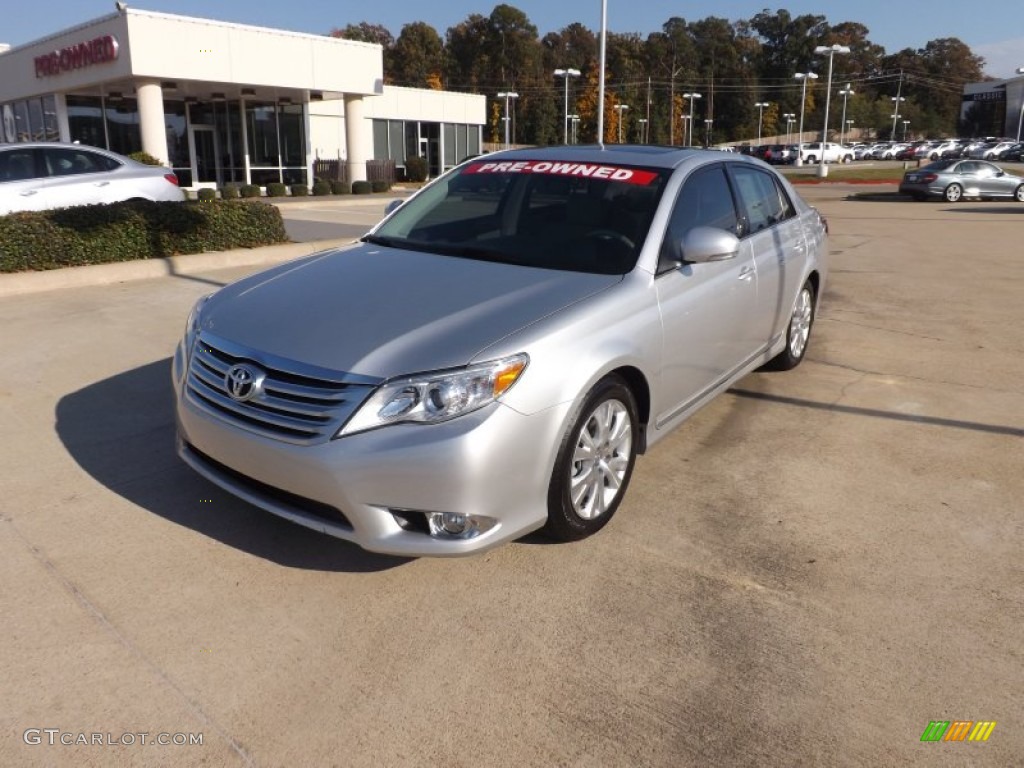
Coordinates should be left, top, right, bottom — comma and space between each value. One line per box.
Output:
384, 199, 403, 215
681, 226, 741, 263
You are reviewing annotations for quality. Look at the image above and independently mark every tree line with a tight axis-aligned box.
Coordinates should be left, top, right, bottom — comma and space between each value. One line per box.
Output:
330, 5, 988, 146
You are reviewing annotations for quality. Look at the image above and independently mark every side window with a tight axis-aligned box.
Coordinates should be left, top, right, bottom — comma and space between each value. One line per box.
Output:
666, 165, 738, 246
0, 148, 40, 183
729, 165, 792, 234
43, 148, 117, 177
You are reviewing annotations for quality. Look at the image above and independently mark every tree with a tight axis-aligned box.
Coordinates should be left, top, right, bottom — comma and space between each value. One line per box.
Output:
388, 22, 444, 89
329, 22, 394, 48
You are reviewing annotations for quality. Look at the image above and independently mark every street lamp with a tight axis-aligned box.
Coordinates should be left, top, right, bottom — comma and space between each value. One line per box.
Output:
838, 83, 854, 148
813, 44, 851, 178
637, 117, 648, 143
846, 119, 854, 141
553, 68, 581, 145
682, 92, 702, 146
497, 91, 519, 149
890, 96, 906, 142
1016, 67, 1024, 141
568, 114, 580, 144
754, 101, 770, 145
783, 112, 795, 146
902, 120, 910, 141
613, 103, 629, 143
794, 72, 818, 166
704, 118, 713, 146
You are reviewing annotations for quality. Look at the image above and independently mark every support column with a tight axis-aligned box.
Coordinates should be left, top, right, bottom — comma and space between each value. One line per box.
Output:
344, 94, 369, 183
136, 80, 168, 165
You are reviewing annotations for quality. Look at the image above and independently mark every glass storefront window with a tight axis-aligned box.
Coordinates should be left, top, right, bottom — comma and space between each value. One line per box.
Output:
105, 98, 142, 156
42, 96, 59, 140
14, 101, 30, 142
67, 95, 105, 147
27, 99, 44, 141
279, 104, 304, 167
246, 102, 278, 168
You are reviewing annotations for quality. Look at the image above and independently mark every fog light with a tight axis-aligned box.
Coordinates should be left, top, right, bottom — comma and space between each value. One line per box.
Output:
424, 511, 496, 539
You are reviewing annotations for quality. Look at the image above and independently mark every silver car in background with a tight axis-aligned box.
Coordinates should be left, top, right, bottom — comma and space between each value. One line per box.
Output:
173, 146, 828, 556
0, 141, 182, 215
899, 159, 1024, 202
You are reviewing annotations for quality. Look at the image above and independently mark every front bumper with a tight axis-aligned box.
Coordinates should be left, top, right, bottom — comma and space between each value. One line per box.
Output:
172, 341, 571, 557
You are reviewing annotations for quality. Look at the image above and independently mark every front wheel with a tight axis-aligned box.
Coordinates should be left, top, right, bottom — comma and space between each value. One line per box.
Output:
545, 376, 639, 542
1014, 184, 1024, 202
944, 183, 963, 202
765, 280, 816, 371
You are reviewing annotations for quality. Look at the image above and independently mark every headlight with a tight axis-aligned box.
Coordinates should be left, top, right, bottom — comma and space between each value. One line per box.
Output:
183, 294, 212, 362
338, 353, 529, 437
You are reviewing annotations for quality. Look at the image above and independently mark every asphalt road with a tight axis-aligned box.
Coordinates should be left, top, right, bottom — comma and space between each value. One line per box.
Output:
1, 186, 1021, 767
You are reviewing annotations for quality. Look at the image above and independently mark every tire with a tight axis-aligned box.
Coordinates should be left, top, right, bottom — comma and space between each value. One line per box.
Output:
944, 183, 963, 203
807, 155, 817, 164
765, 280, 816, 371
544, 376, 639, 542
1015, 185, 1024, 203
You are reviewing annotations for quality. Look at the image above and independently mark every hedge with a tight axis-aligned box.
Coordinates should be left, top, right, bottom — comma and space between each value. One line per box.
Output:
265, 182, 287, 197
240, 184, 262, 198
370, 180, 390, 193
290, 184, 309, 197
352, 180, 372, 195
0, 199, 288, 273
196, 188, 217, 201
405, 156, 428, 182
312, 180, 332, 196
331, 180, 351, 195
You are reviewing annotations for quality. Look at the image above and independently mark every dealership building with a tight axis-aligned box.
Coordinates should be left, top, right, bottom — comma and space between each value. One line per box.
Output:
0, 8, 486, 187
961, 71, 1024, 140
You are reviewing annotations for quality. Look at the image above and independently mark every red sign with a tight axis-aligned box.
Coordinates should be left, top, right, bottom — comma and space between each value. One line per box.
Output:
463, 160, 658, 185
34, 35, 120, 78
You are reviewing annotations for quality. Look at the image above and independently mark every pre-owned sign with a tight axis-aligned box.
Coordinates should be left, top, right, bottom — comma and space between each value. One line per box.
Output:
34, 35, 120, 78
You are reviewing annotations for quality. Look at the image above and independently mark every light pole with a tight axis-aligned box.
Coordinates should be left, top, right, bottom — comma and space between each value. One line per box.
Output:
813, 44, 850, 178
497, 91, 518, 149
755, 101, 770, 145
682, 92, 702, 146
794, 72, 818, 166
613, 103, 629, 143
568, 114, 580, 144
704, 118, 714, 146
783, 112, 795, 146
846, 119, 854, 142
637, 117, 648, 143
890, 96, 906, 142
838, 83, 854, 148
1016, 67, 1024, 141
553, 68, 581, 145
902, 120, 910, 141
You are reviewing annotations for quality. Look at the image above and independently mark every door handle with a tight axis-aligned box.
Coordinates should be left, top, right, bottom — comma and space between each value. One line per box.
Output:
95, 181, 110, 187
738, 266, 755, 281
20, 190, 38, 196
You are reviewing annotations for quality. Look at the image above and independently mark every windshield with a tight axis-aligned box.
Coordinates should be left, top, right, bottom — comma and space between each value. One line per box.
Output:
369, 159, 670, 275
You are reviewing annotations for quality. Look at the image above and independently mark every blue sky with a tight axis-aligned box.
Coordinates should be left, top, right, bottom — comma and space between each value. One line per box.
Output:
4, 1, 1022, 77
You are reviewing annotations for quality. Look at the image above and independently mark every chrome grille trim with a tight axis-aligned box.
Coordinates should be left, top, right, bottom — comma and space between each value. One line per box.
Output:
185, 332, 379, 445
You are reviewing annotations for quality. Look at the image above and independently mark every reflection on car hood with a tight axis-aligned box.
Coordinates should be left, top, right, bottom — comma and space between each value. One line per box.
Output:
201, 243, 621, 378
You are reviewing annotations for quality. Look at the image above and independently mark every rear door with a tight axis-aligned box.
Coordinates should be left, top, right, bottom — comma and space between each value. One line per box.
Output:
0, 147, 48, 213
40, 147, 122, 208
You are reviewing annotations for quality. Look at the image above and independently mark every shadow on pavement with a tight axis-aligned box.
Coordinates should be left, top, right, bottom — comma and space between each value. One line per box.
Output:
55, 358, 410, 572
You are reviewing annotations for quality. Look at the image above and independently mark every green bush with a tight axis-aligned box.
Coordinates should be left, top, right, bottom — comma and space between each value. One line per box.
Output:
240, 184, 262, 198
370, 180, 390, 193
405, 156, 428, 182
220, 185, 241, 200
352, 180, 372, 195
196, 188, 217, 202
331, 180, 351, 195
290, 184, 309, 197
0, 200, 288, 273
265, 182, 287, 197
128, 151, 163, 166
312, 180, 332, 196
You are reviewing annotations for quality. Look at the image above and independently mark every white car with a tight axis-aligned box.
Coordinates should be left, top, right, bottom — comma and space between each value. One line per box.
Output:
798, 142, 852, 164
0, 142, 183, 215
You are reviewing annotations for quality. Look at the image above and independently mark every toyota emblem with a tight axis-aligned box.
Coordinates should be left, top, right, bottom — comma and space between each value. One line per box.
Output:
224, 364, 264, 402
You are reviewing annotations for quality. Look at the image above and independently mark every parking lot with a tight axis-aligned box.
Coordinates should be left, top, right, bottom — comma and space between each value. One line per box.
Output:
1, 187, 1021, 766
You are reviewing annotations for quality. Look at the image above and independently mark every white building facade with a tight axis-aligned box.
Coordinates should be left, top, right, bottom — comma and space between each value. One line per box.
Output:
0, 8, 485, 187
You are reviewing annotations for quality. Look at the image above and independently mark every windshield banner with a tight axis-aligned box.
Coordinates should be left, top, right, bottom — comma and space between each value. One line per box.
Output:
463, 161, 657, 185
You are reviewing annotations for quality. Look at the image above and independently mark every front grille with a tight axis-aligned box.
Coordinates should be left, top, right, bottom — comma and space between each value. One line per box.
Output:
185, 333, 377, 445
184, 442, 352, 529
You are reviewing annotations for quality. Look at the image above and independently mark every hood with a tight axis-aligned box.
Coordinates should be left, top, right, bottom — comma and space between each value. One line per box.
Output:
200, 243, 621, 378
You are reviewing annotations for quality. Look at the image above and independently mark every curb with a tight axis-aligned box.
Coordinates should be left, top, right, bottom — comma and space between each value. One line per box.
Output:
0, 238, 355, 298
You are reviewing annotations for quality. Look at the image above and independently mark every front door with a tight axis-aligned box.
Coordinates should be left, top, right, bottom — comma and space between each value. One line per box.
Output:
189, 124, 220, 186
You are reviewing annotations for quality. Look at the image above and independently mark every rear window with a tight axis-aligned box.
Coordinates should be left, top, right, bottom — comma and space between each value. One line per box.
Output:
370, 160, 670, 275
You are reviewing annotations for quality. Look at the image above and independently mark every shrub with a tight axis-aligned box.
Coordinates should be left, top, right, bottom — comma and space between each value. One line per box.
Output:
290, 184, 309, 197
405, 156, 428, 182
128, 151, 163, 166
370, 180, 390, 193
0, 200, 288, 273
352, 180, 372, 195
220, 185, 241, 200
240, 184, 262, 198
331, 180, 351, 195
312, 180, 332, 196
265, 182, 287, 197
196, 188, 217, 202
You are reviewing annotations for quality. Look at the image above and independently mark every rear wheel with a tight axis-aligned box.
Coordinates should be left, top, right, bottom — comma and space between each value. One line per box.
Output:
765, 281, 815, 371
944, 183, 963, 203
807, 155, 817, 164
1015, 185, 1024, 203
545, 376, 638, 542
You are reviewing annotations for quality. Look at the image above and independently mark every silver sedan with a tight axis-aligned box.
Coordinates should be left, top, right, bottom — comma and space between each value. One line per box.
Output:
899, 159, 1024, 202
174, 146, 829, 556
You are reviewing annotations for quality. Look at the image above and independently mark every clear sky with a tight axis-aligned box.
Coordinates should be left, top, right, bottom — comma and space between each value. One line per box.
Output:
4, 1, 1022, 77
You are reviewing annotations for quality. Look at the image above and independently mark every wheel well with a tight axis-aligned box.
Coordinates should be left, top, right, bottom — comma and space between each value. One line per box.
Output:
608, 365, 651, 454
806, 270, 820, 303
